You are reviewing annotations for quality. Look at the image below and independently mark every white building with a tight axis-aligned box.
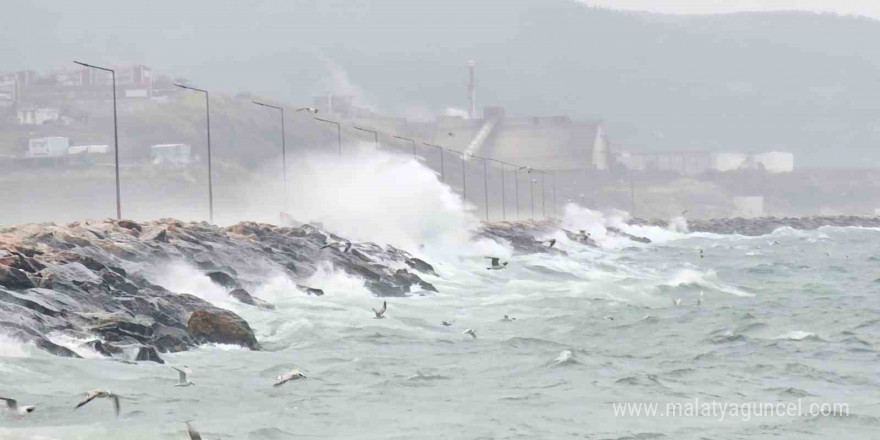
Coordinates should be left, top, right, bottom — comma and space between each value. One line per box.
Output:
28, 137, 69, 158
150, 144, 193, 165
711, 153, 750, 172
752, 152, 794, 173
68, 145, 109, 155
17, 108, 60, 125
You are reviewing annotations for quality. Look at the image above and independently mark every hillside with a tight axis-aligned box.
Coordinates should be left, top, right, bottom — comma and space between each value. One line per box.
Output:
2, 1, 880, 166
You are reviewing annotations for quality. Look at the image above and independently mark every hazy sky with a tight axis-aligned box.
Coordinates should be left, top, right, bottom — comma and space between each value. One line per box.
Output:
583, 0, 880, 18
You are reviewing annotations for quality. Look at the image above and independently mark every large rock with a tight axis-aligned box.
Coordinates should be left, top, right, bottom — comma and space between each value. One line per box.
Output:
186, 308, 259, 350
135, 345, 165, 363
229, 288, 275, 310
405, 257, 437, 276
206, 271, 240, 289
0, 266, 35, 290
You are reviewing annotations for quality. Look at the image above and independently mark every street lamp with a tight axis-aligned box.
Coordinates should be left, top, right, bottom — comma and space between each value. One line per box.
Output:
175, 83, 214, 223
461, 151, 467, 205
393, 135, 417, 158
490, 159, 506, 221
480, 156, 489, 221
423, 142, 445, 182
314, 117, 342, 158
252, 101, 288, 212
541, 171, 546, 219
530, 178, 537, 219
552, 171, 558, 219
74, 61, 121, 220
354, 126, 379, 149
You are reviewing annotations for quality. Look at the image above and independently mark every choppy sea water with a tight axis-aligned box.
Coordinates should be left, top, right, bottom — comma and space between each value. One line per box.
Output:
2, 223, 880, 439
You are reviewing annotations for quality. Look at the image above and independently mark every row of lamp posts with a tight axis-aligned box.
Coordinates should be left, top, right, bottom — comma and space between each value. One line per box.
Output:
73, 60, 559, 224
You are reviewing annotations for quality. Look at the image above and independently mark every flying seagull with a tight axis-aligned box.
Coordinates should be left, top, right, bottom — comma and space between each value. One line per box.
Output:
673, 298, 682, 306
186, 421, 202, 440
486, 257, 508, 270
173, 366, 195, 387
441, 320, 454, 326
75, 390, 120, 416
372, 301, 387, 319
0, 397, 35, 415
296, 107, 318, 114
321, 240, 352, 253
542, 238, 556, 248
518, 166, 533, 174
463, 329, 477, 340
502, 315, 516, 322
274, 369, 307, 387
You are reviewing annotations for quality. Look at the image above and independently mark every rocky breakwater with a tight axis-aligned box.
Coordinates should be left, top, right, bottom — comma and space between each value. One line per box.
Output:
631, 215, 880, 236
0, 218, 437, 360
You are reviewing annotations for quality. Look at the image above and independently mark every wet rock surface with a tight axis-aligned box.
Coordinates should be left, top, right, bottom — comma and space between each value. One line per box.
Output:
0, 218, 439, 358
186, 308, 259, 350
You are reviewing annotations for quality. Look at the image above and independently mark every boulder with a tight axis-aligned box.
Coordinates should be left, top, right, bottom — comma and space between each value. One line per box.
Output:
229, 288, 275, 310
140, 226, 168, 243
116, 220, 142, 232
405, 258, 437, 276
135, 345, 165, 363
0, 266, 35, 290
186, 308, 259, 350
295, 284, 324, 296
206, 271, 240, 289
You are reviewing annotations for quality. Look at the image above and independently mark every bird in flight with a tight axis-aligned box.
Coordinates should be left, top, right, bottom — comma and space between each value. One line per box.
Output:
173, 366, 195, 387
75, 390, 120, 416
486, 257, 508, 270
441, 320, 454, 326
372, 301, 387, 319
463, 329, 477, 340
0, 397, 35, 415
274, 369, 307, 387
321, 240, 352, 253
186, 421, 202, 440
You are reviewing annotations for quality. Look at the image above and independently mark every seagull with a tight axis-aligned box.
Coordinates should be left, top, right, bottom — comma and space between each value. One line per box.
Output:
372, 301, 387, 319
673, 298, 682, 306
699, 249, 704, 259
518, 166, 533, 174
296, 107, 318, 114
486, 257, 508, 270
173, 366, 195, 387
186, 421, 202, 440
542, 238, 556, 248
603, 315, 615, 321
0, 397, 35, 415
74, 390, 120, 416
321, 240, 352, 253
502, 315, 516, 322
441, 320, 454, 326
274, 369, 307, 387
463, 329, 477, 340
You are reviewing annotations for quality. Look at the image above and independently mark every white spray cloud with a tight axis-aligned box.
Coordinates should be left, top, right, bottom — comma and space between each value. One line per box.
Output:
443, 107, 470, 119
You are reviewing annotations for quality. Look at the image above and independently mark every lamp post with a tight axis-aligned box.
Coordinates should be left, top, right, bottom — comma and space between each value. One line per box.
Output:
491, 159, 506, 221
478, 156, 489, 221
552, 171, 558, 219
354, 126, 379, 149
461, 152, 467, 205
393, 135, 417, 158
314, 117, 341, 158
175, 83, 214, 223
252, 101, 287, 212
530, 178, 537, 219
423, 143, 445, 183
514, 165, 520, 220
74, 61, 121, 220
541, 171, 546, 219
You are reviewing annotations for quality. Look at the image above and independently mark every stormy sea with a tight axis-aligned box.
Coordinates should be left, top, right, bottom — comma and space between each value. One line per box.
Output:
2, 153, 879, 440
